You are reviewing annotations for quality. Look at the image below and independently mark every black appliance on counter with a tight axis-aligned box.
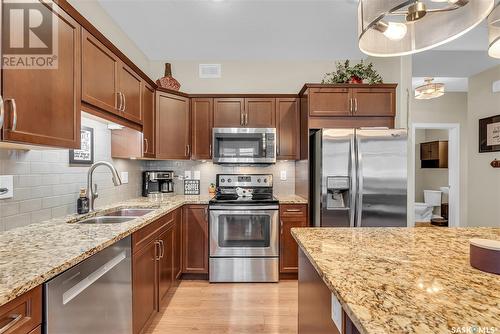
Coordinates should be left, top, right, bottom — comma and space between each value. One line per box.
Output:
142, 171, 174, 197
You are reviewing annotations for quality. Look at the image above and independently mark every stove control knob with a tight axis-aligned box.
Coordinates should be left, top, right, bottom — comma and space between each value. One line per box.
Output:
257, 178, 261, 183
228, 178, 232, 183
220, 178, 225, 183
263, 178, 268, 183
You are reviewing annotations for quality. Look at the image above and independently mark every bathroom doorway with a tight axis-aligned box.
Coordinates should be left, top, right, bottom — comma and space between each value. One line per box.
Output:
410, 123, 460, 227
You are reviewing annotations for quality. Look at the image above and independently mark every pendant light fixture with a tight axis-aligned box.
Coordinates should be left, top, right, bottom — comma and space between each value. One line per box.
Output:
415, 78, 445, 100
358, 0, 495, 57
488, 4, 500, 58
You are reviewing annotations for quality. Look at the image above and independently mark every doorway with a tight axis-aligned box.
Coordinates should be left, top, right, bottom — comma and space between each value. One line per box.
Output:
410, 123, 460, 227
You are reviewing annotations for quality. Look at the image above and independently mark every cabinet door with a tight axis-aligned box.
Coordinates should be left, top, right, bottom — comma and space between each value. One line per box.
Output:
191, 98, 213, 160
157, 226, 174, 303
280, 205, 308, 274
182, 205, 209, 274
309, 88, 351, 117
173, 209, 182, 279
2, 3, 81, 148
213, 98, 244, 127
245, 98, 276, 127
118, 62, 143, 124
82, 29, 119, 115
276, 98, 300, 160
0, 286, 42, 334
156, 92, 190, 159
132, 240, 158, 334
351, 87, 395, 117
142, 83, 155, 158
420, 142, 431, 160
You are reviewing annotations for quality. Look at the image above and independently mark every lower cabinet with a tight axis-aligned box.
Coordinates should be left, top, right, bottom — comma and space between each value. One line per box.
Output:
280, 204, 308, 274
182, 205, 209, 274
132, 208, 181, 334
0, 286, 41, 334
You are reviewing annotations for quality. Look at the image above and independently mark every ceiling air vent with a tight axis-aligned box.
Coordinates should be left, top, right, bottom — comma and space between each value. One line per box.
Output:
199, 64, 221, 78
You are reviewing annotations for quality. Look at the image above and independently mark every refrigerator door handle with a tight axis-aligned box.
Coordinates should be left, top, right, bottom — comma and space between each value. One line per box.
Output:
349, 134, 356, 227
355, 135, 363, 227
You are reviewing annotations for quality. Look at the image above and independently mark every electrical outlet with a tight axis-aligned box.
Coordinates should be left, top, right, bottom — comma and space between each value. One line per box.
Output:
120, 172, 129, 184
184, 171, 192, 180
280, 170, 287, 181
0, 175, 14, 199
193, 171, 201, 180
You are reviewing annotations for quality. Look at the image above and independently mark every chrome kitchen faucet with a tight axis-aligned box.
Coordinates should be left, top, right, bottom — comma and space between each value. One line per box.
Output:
86, 161, 122, 212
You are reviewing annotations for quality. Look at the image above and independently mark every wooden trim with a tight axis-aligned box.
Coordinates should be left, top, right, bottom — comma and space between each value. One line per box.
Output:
308, 116, 395, 129
82, 103, 142, 132
156, 87, 189, 98
190, 93, 298, 98
299, 83, 398, 96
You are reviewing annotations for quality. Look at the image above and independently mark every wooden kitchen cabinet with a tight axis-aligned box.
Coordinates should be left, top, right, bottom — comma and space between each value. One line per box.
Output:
276, 98, 300, 160
280, 204, 308, 274
132, 239, 158, 334
191, 98, 213, 160
82, 29, 119, 116
118, 62, 143, 124
157, 224, 174, 303
213, 98, 245, 127
173, 209, 183, 279
351, 87, 395, 117
182, 205, 209, 274
142, 82, 156, 158
308, 87, 351, 117
421, 141, 448, 168
1, 2, 81, 149
0, 286, 42, 334
156, 91, 191, 160
244, 98, 276, 127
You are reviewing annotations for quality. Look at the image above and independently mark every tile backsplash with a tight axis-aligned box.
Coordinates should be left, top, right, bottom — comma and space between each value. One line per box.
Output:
0, 118, 143, 231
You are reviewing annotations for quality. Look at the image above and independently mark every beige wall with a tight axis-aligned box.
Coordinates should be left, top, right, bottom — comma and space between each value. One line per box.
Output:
467, 65, 500, 227
409, 93, 468, 225
68, 0, 151, 75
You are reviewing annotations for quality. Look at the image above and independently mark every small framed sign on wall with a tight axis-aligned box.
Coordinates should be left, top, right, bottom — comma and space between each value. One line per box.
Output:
69, 126, 94, 165
479, 115, 500, 153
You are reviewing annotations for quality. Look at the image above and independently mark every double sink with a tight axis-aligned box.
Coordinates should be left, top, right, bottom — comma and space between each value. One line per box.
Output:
77, 208, 156, 224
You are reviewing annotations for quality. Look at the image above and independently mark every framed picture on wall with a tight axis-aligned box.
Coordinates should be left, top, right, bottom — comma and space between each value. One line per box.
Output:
69, 126, 94, 165
479, 115, 500, 153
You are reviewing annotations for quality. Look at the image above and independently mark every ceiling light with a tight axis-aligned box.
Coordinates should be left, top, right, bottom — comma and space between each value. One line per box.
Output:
415, 78, 445, 100
488, 4, 500, 58
358, 0, 495, 57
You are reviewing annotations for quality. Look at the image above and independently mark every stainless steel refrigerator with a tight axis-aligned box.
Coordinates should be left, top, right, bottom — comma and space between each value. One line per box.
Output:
311, 128, 407, 228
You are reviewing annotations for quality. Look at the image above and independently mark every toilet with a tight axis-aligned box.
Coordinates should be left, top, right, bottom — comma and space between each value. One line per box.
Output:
415, 190, 442, 222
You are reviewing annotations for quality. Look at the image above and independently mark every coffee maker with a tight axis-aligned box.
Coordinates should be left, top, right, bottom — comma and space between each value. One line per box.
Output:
142, 171, 174, 197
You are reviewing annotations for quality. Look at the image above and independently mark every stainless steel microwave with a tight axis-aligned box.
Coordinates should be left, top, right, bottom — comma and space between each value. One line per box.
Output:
212, 128, 276, 164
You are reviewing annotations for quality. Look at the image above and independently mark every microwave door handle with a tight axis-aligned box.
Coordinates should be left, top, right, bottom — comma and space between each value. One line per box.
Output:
262, 133, 266, 157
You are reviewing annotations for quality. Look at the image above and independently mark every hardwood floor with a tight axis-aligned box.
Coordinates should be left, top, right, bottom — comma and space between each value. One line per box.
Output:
145, 280, 298, 334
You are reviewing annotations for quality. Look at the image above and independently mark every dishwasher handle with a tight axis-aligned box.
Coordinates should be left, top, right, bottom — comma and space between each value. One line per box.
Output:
62, 251, 127, 305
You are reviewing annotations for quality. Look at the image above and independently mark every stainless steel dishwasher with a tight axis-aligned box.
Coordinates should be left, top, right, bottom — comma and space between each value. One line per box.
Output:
44, 236, 132, 334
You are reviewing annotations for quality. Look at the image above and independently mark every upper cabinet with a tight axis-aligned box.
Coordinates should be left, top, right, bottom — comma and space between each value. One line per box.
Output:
276, 98, 300, 160
213, 98, 245, 127
142, 83, 156, 158
82, 29, 143, 125
351, 87, 395, 117
191, 98, 213, 160
156, 91, 190, 160
308, 87, 351, 117
1, 1, 81, 149
82, 29, 119, 115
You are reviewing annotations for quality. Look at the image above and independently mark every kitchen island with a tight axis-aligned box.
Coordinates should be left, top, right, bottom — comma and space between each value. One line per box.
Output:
292, 227, 500, 334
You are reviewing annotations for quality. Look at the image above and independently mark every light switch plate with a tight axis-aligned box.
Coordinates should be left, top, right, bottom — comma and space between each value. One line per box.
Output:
120, 172, 129, 184
280, 170, 287, 181
0, 175, 14, 199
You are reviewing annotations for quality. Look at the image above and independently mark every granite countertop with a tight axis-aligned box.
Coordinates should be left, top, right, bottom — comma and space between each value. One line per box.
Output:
0, 195, 211, 307
274, 194, 308, 204
292, 227, 500, 334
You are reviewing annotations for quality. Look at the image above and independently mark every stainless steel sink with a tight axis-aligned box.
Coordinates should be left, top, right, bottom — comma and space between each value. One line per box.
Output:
77, 216, 136, 224
102, 208, 156, 217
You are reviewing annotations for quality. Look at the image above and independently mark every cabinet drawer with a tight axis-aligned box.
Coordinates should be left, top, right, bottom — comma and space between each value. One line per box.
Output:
0, 286, 42, 334
27, 326, 41, 334
132, 212, 173, 253
280, 205, 307, 218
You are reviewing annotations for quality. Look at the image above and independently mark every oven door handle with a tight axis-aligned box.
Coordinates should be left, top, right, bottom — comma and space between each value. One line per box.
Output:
209, 205, 279, 211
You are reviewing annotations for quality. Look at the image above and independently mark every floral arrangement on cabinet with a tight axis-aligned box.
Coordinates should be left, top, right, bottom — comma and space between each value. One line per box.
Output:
322, 60, 383, 85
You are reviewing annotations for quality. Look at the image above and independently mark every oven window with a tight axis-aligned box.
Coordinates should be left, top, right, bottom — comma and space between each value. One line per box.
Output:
218, 214, 270, 248
214, 134, 264, 159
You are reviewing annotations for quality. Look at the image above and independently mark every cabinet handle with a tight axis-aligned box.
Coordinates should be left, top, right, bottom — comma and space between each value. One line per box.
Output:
244, 112, 248, 126
240, 111, 244, 126
205, 207, 208, 221
0, 314, 22, 334
209, 144, 212, 158
0, 96, 4, 130
154, 241, 161, 260
122, 92, 126, 112
144, 138, 149, 154
159, 240, 164, 259
286, 209, 302, 212
6, 99, 17, 131
349, 98, 353, 114
186, 144, 190, 157
280, 220, 283, 235
354, 98, 358, 113
116, 92, 122, 111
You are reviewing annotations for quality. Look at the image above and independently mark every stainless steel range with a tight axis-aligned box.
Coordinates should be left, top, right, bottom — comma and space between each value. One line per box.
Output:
209, 174, 279, 283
